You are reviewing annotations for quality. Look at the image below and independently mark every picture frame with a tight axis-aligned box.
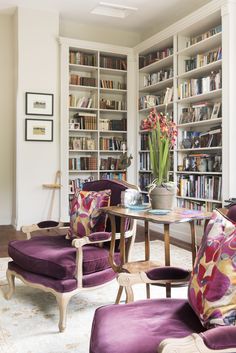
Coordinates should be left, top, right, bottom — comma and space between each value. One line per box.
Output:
25, 92, 54, 116
25, 119, 53, 142
210, 102, 221, 119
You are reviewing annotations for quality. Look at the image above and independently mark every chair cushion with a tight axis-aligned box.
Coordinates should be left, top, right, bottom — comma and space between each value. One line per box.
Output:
67, 189, 111, 239
90, 299, 204, 353
8, 235, 120, 280
188, 209, 236, 328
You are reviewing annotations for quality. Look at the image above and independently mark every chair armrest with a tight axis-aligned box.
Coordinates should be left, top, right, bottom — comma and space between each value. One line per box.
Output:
158, 331, 236, 353
21, 221, 69, 239
118, 267, 190, 287
200, 326, 236, 351
72, 232, 112, 248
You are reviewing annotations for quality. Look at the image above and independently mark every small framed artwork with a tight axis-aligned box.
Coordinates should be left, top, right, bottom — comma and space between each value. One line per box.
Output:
211, 102, 221, 119
25, 119, 53, 142
25, 92, 54, 116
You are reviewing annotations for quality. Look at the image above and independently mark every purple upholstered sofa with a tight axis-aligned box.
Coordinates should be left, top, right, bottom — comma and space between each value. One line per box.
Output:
89, 205, 236, 353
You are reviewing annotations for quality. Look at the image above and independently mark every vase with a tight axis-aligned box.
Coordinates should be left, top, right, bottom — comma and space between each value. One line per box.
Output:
149, 184, 176, 210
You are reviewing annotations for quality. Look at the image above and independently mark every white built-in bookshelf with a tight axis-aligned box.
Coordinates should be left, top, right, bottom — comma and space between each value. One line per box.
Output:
136, 8, 223, 212
60, 39, 134, 219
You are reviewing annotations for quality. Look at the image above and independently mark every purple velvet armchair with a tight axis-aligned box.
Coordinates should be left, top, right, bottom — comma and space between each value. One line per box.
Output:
4, 179, 138, 332
89, 205, 236, 353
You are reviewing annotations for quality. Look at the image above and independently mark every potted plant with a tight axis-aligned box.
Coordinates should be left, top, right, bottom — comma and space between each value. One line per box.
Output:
141, 108, 177, 209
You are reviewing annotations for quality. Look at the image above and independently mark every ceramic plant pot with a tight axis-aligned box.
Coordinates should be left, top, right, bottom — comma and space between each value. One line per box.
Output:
149, 184, 176, 210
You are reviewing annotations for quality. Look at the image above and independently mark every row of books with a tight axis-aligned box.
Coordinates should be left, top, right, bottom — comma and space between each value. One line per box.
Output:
139, 92, 165, 110
100, 172, 126, 181
179, 102, 221, 124
100, 118, 127, 131
139, 47, 173, 69
69, 137, 96, 151
143, 67, 174, 87
139, 87, 173, 110
139, 172, 152, 191
69, 157, 97, 171
140, 152, 151, 171
186, 24, 222, 47
100, 80, 126, 90
100, 56, 127, 70
184, 47, 222, 72
69, 176, 94, 194
178, 70, 222, 99
181, 127, 222, 149
177, 198, 221, 212
100, 99, 127, 110
100, 157, 123, 171
140, 133, 149, 150
69, 74, 96, 87
69, 94, 93, 108
99, 137, 126, 151
69, 51, 96, 66
178, 175, 222, 201
71, 112, 97, 130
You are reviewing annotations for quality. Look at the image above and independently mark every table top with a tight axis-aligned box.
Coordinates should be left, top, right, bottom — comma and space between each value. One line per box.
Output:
102, 206, 212, 224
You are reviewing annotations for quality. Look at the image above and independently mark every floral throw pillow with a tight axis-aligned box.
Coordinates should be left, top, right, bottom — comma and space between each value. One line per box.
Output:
188, 209, 236, 328
67, 189, 111, 239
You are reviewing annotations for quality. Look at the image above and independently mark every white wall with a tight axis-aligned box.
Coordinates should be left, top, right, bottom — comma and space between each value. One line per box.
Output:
0, 15, 14, 225
60, 19, 140, 47
15, 8, 59, 228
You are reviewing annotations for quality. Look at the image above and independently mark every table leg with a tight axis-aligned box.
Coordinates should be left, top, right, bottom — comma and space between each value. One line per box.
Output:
164, 224, 171, 298
144, 220, 150, 299
190, 220, 197, 267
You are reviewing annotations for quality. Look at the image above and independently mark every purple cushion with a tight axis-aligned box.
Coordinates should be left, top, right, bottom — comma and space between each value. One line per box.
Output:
227, 205, 236, 223
90, 299, 204, 353
8, 261, 117, 292
8, 235, 120, 280
200, 326, 236, 350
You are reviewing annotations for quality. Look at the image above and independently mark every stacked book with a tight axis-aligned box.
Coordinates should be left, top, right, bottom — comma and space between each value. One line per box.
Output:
100, 56, 127, 70
72, 112, 97, 130
69, 74, 96, 87
69, 51, 96, 66
178, 174, 222, 200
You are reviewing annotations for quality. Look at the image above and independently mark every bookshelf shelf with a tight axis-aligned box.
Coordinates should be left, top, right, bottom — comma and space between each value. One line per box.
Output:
176, 89, 222, 104
177, 32, 222, 57
139, 54, 174, 73
177, 117, 222, 128
69, 84, 98, 91
176, 147, 222, 152
176, 196, 222, 203
139, 77, 174, 93
139, 102, 173, 113
176, 171, 222, 175
100, 88, 127, 93
69, 64, 98, 72
178, 59, 222, 79
100, 68, 127, 76
61, 43, 131, 217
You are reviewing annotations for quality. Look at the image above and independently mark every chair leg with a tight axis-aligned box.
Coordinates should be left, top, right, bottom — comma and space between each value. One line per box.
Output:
115, 286, 123, 304
55, 292, 73, 332
125, 286, 134, 303
4, 269, 15, 300
146, 283, 150, 299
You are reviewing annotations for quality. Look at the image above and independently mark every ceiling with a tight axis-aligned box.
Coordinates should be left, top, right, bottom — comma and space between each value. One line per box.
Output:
0, 0, 213, 34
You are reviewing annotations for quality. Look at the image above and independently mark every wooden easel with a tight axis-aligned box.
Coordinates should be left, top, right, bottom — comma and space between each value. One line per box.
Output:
42, 170, 61, 220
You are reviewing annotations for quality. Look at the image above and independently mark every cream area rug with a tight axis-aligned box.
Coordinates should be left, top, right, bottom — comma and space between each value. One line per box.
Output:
0, 240, 192, 353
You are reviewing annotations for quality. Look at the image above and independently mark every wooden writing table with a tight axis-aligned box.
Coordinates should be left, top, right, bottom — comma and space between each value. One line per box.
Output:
102, 206, 212, 298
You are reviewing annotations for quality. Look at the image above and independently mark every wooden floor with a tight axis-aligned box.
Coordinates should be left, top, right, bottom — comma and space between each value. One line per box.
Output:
0, 224, 190, 258
0, 226, 25, 257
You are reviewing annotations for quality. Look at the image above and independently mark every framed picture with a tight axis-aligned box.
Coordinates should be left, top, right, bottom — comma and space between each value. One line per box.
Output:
25, 119, 53, 142
25, 92, 54, 116
210, 102, 221, 119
